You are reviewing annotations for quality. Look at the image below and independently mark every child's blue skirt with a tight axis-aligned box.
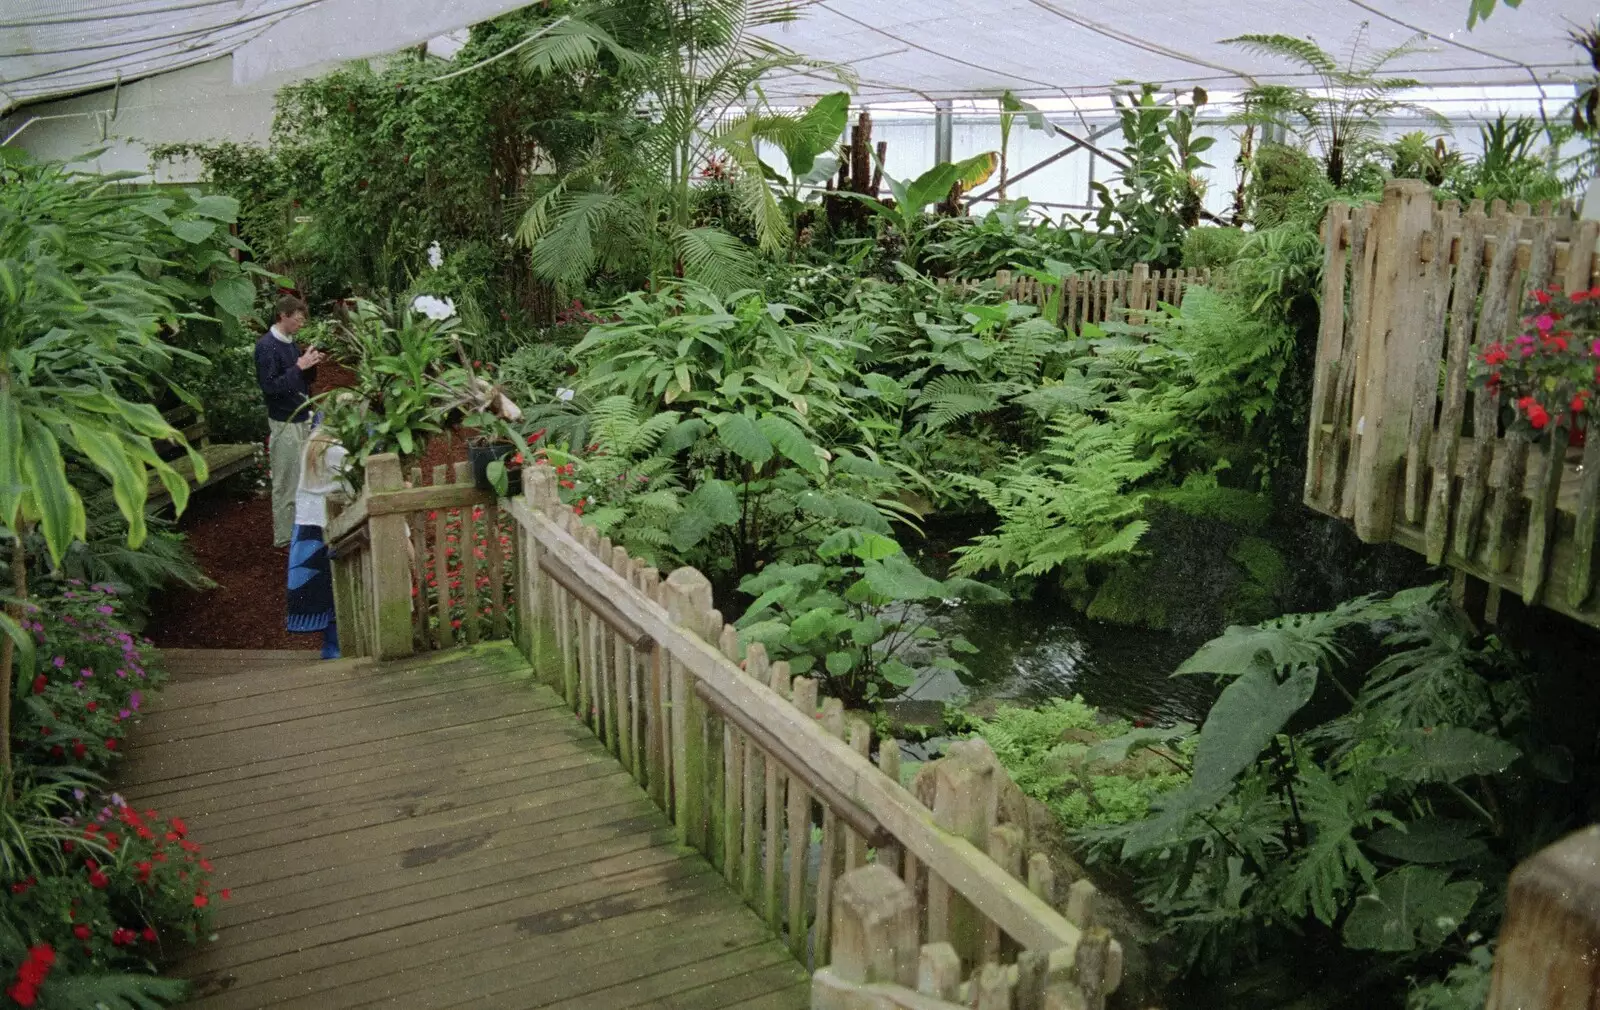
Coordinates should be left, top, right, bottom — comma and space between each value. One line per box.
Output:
286, 523, 335, 633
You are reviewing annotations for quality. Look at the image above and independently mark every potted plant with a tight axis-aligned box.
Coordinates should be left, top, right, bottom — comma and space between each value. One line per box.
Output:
1473, 282, 1600, 444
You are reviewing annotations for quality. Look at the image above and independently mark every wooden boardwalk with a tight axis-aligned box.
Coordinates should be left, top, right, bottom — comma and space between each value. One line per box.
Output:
123, 643, 809, 1010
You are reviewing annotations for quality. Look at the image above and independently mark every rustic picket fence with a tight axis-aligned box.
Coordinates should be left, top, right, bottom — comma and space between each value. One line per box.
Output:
326, 456, 1125, 1006
1306, 178, 1600, 629
947, 263, 1211, 332
325, 455, 516, 659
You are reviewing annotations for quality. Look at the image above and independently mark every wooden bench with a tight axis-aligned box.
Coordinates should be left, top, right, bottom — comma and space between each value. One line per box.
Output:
147, 404, 263, 510
82, 405, 263, 519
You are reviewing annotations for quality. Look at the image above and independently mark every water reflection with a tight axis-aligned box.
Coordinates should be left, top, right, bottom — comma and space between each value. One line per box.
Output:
921, 597, 1219, 724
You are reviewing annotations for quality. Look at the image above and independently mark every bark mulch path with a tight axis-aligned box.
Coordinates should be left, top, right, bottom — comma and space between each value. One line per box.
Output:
145, 423, 477, 652
145, 480, 312, 652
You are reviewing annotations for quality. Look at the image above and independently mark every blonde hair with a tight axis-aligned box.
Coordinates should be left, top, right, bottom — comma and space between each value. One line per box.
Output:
301, 427, 341, 486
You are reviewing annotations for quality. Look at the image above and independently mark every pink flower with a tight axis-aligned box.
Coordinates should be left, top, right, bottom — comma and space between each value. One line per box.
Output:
1536, 313, 1555, 333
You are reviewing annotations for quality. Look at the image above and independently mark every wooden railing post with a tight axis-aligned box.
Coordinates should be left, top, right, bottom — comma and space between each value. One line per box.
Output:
1487, 825, 1600, 1010
665, 566, 714, 852
365, 453, 414, 661
1352, 179, 1436, 544
831, 865, 920, 988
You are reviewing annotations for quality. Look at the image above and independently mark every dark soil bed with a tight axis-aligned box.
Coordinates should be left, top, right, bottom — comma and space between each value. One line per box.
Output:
145, 421, 478, 651
144, 475, 313, 651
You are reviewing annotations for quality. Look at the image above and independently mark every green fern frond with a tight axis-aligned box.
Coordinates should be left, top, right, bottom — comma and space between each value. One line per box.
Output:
1223, 34, 1340, 74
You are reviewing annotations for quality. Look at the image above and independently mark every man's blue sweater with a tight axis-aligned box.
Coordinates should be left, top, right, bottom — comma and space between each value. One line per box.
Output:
255, 330, 315, 423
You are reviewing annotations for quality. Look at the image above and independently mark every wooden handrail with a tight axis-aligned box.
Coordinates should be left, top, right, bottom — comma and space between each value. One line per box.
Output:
539, 551, 654, 651
690, 676, 890, 849
506, 493, 1086, 960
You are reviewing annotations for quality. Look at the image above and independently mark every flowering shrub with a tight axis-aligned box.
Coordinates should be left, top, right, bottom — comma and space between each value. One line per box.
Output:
1473, 283, 1600, 436
2, 587, 216, 1007
12, 586, 163, 775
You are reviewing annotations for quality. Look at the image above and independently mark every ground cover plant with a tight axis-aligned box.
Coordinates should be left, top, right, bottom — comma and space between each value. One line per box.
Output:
3, 585, 223, 1008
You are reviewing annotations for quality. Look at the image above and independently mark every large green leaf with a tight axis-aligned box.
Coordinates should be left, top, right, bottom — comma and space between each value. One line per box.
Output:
1124, 664, 1317, 856
861, 554, 945, 602
1366, 818, 1489, 865
828, 494, 890, 534
20, 421, 85, 563
1176, 620, 1337, 677
1373, 727, 1520, 784
0, 609, 35, 678
69, 423, 149, 549
0, 385, 22, 530
715, 412, 773, 466
210, 274, 256, 318
756, 414, 819, 474
170, 219, 216, 244
188, 193, 240, 222
780, 92, 850, 176
1341, 867, 1480, 952
660, 417, 709, 454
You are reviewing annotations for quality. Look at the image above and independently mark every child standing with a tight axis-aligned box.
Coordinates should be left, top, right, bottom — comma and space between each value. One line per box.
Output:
287, 421, 348, 659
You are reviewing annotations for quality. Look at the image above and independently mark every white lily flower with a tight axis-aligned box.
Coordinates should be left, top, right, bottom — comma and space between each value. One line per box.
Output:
427, 241, 443, 269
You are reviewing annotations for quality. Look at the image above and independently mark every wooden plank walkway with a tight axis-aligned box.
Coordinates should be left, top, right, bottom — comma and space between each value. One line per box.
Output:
122, 642, 810, 1010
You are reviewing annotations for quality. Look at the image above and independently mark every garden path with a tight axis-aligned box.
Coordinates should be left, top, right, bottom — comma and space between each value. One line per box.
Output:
119, 642, 810, 1009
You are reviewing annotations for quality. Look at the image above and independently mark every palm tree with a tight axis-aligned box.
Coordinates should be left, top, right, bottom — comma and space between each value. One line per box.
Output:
513, 0, 851, 291
1224, 26, 1448, 187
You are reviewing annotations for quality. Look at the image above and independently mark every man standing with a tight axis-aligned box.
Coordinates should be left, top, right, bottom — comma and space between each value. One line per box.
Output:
256, 294, 324, 548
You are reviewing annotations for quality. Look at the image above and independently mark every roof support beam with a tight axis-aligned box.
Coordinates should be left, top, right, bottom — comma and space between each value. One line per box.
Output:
965, 119, 1121, 207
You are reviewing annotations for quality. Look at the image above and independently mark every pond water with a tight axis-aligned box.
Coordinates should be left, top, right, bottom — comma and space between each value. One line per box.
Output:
903, 596, 1218, 725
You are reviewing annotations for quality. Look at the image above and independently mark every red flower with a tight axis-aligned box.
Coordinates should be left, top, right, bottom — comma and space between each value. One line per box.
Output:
171, 817, 187, 837
105, 739, 117, 751
85, 701, 96, 712
135, 860, 153, 883
193, 893, 209, 908
1535, 288, 1552, 305
142, 927, 157, 942
112, 928, 138, 947
221, 888, 233, 900
88, 867, 109, 889
31, 674, 46, 694
1526, 400, 1551, 430
72, 740, 86, 759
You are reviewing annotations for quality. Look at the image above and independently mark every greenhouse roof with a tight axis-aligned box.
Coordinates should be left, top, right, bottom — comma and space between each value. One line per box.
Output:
2, 0, 1593, 113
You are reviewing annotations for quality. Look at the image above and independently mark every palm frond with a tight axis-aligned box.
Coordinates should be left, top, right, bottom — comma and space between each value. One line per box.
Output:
529, 188, 633, 287
519, 16, 649, 77
673, 225, 758, 292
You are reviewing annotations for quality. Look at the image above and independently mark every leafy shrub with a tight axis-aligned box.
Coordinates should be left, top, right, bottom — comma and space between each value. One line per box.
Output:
1180, 227, 1247, 271
735, 528, 1002, 706
12, 587, 165, 775
3, 590, 219, 1008
1472, 282, 1600, 437
1246, 142, 1334, 228
1084, 585, 1555, 991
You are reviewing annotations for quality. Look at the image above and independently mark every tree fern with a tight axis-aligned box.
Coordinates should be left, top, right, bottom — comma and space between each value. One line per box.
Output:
1224, 27, 1447, 187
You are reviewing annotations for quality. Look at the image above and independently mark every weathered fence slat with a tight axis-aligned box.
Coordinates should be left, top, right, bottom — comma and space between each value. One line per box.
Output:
1306, 182, 1600, 630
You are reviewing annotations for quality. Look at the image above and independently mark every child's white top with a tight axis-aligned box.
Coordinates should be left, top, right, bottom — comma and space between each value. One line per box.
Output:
294, 443, 350, 529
